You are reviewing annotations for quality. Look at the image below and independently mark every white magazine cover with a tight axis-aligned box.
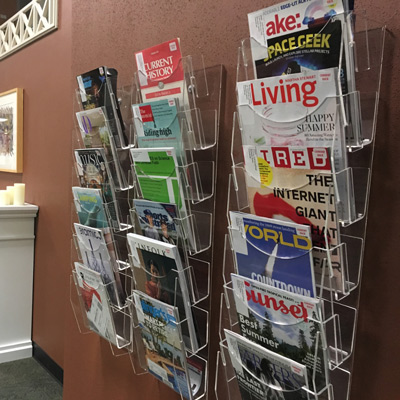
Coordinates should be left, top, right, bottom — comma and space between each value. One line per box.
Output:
127, 233, 198, 352
236, 68, 347, 172
230, 274, 329, 392
74, 262, 118, 346
133, 290, 202, 399
74, 223, 124, 306
224, 329, 309, 400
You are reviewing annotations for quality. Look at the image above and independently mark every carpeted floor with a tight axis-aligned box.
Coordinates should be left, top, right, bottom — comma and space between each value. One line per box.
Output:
0, 357, 62, 400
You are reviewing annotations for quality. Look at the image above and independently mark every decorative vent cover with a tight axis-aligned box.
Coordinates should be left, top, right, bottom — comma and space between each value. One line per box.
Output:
0, 0, 58, 60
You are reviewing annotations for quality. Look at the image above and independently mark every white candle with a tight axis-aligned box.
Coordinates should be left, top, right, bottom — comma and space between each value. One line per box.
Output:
14, 183, 25, 205
6, 186, 14, 205
0, 190, 10, 205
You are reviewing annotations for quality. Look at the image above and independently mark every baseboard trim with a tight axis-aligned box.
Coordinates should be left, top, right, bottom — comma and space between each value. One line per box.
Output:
33, 342, 63, 385
0, 341, 32, 363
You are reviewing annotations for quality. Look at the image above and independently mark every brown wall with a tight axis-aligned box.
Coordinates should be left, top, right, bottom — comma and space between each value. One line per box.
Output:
0, 0, 72, 367
1, 0, 399, 399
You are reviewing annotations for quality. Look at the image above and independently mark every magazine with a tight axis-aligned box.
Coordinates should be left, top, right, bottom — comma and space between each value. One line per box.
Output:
76, 67, 128, 148
247, 0, 358, 145
74, 223, 124, 306
133, 290, 202, 399
132, 98, 186, 164
135, 39, 188, 107
224, 329, 309, 400
237, 68, 354, 223
74, 148, 120, 230
75, 107, 127, 190
229, 211, 315, 298
133, 199, 179, 245
230, 274, 329, 392
127, 233, 198, 351
130, 147, 188, 217
74, 262, 118, 346
244, 146, 344, 293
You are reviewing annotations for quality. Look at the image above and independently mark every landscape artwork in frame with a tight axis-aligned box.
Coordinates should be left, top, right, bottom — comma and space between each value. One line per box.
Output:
0, 88, 23, 173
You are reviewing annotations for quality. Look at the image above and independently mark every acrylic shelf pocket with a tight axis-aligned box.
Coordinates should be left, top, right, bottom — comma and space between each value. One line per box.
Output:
70, 270, 132, 350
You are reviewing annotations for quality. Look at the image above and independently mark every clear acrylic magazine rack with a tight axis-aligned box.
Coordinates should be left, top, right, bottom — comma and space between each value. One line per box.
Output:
129, 55, 222, 400
216, 10, 385, 400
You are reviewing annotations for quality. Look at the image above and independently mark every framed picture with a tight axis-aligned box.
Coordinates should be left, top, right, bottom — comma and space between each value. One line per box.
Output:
0, 88, 23, 173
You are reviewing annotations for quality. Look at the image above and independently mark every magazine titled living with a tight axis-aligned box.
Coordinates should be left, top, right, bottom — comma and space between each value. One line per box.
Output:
127, 233, 198, 352
224, 329, 309, 400
74, 262, 118, 346
237, 68, 354, 223
244, 146, 344, 293
229, 211, 315, 298
133, 290, 202, 399
231, 273, 329, 393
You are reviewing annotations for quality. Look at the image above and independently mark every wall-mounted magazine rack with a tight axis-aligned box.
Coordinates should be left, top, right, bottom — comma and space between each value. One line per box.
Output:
70, 270, 132, 350
128, 294, 209, 400
236, 11, 385, 151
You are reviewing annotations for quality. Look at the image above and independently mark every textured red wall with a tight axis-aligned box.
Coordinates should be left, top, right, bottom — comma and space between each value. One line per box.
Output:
0, 0, 72, 367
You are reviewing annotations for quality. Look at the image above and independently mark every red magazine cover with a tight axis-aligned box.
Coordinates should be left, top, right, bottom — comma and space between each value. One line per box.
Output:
135, 38, 185, 103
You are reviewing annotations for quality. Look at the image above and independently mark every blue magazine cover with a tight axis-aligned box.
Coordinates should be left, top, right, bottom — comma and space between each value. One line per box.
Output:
133, 199, 179, 245
132, 98, 184, 162
133, 290, 202, 399
229, 211, 315, 298
72, 187, 109, 229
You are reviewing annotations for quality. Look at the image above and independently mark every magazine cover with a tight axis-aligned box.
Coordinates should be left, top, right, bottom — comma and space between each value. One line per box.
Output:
231, 274, 329, 392
74, 223, 124, 305
75, 107, 127, 190
130, 147, 188, 216
133, 199, 179, 245
229, 211, 315, 298
72, 187, 109, 229
133, 290, 202, 399
76, 66, 128, 147
135, 39, 188, 106
244, 146, 344, 293
127, 233, 198, 351
74, 148, 120, 230
132, 98, 185, 163
236, 68, 346, 170
247, 0, 354, 96
74, 262, 118, 346
237, 68, 354, 222
224, 329, 309, 400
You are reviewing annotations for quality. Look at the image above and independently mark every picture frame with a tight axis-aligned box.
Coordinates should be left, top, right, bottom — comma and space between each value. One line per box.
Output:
0, 88, 23, 173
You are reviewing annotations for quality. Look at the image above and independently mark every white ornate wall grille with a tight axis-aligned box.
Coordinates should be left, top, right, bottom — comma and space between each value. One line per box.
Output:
0, 0, 58, 61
